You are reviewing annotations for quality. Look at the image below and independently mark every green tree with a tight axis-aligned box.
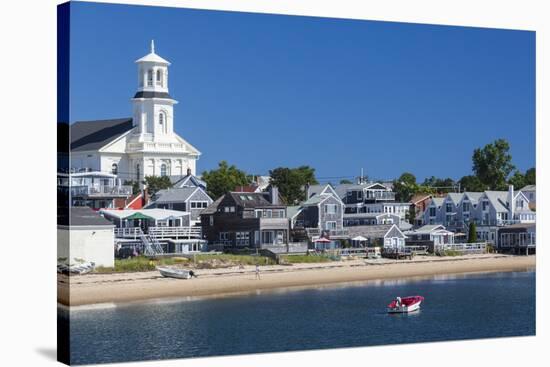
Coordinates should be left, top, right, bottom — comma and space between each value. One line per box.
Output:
339, 179, 353, 184
524, 167, 536, 186
144, 176, 172, 196
123, 180, 141, 195
468, 222, 478, 243
202, 161, 249, 199
393, 172, 417, 202
458, 175, 486, 192
422, 176, 456, 194
508, 170, 526, 189
472, 139, 515, 190
269, 166, 318, 205
406, 205, 416, 225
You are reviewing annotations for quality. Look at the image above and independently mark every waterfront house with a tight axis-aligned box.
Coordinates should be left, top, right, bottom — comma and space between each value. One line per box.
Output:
291, 184, 346, 243
440, 193, 464, 230
58, 171, 133, 209
145, 186, 213, 223
57, 207, 115, 267
497, 223, 536, 255
405, 224, 455, 253
101, 208, 205, 256
200, 191, 289, 249
335, 181, 411, 229
422, 197, 445, 225
346, 224, 407, 252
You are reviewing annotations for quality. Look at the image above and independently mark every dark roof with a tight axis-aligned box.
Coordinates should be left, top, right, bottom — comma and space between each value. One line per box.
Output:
66, 207, 114, 226
202, 196, 224, 215
228, 192, 284, 209
133, 91, 173, 99
71, 118, 134, 152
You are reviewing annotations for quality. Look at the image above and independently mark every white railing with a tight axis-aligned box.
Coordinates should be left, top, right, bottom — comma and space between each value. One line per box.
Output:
72, 184, 132, 197
114, 227, 143, 239
436, 242, 487, 254
127, 142, 187, 152
148, 226, 202, 239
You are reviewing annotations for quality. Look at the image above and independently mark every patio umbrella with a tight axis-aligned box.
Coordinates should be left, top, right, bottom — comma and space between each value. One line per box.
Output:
352, 236, 368, 241
315, 237, 331, 243
124, 212, 154, 220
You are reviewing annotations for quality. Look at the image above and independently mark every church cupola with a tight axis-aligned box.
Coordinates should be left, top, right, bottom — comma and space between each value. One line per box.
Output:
134, 40, 171, 97
131, 40, 178, 141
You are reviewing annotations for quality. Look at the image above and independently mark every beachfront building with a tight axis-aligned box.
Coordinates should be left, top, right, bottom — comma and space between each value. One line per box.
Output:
347, 224, 407, 252
497, 223, 536, 255
70, 41, 201, 183
334, 181, 412, 230
101, 208, 205, 256
200, 191, 289, 249
410, 194, 433, 227
404, 224, 455, 253
290, 184, 346, 245
145, 186, 213, 223
58, 171, 133, 209
418, 186, 535, 245
57, 207, 115, 267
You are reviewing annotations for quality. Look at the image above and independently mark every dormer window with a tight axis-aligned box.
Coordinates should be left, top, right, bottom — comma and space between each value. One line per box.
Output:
147, 69, 153, 87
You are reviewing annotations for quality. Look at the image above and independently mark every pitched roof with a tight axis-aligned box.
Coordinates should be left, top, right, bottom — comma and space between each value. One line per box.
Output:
484, 191, 509, 212
229, 192, 284, 208
172, 174, 207, 189
430, 197, 445, 207
286, 206, 303, 219
408, 224, 449, 234
410, 194, 432, 204
202, 196, 224, 215
446, 193, 464, 205
70, 118, 134, 152
462, 192, 484, 203
520, 185, 536, 192
346, 224, 396, 239
149, 187, 200, 204
65, 207, 114, 226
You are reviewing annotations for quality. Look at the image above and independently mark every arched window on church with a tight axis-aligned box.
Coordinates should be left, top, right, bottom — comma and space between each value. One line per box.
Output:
147, 69, 153, 87
156, 69, 163, 87
160, 163, 168, 177
111, 163, 118, 175
159, 112, 167, 133
136, 164, 140, 181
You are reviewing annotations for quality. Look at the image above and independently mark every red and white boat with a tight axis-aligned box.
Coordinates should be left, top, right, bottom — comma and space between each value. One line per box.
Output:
387, 296, 424, 313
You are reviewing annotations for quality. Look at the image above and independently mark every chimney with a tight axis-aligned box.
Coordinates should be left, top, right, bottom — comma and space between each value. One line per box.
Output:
270, 186, 279, 205
305, 183, 310, 201
186, 168, 192, 176
507, 184, 515, 221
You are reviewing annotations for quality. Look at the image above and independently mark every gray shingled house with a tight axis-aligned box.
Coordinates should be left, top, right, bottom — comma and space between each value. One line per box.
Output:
200, 191, 289, 249
145, 186, 213, 223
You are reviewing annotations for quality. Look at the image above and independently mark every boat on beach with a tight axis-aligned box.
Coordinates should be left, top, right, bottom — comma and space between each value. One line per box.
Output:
157, 266, 194, 279
387, 296, 424, 313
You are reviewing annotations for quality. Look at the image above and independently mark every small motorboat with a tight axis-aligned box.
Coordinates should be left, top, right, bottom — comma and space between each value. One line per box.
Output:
157, 266, 193, 279
387, 296, 424, 313
58, 262, 95, 275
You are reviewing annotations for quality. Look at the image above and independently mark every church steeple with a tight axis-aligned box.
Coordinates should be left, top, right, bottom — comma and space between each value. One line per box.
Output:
131, 41, 178, 141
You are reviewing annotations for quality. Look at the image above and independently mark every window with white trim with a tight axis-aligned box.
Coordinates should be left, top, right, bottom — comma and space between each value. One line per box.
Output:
325, 204, 337, 214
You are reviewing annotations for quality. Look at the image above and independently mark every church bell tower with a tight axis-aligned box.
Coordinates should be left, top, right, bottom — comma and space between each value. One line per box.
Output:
132, 40, 178, 142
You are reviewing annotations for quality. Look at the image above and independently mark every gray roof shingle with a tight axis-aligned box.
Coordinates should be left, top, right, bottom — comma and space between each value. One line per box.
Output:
65, 207, 114, 226
70, 118, 134, 152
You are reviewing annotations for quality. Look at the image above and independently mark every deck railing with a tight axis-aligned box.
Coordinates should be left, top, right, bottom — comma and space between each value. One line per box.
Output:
148, 226, 202, 239
71, 184, 132, 197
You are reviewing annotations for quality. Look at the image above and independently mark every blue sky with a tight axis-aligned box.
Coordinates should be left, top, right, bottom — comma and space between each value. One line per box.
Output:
69, 2, 535, 182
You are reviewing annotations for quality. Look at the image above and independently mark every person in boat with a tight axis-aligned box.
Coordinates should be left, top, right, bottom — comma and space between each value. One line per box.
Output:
396, 297, 401, 307
189, 270, 198, 278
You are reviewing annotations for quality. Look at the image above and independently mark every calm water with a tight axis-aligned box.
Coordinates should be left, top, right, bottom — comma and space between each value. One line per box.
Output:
64, 271, 535, 365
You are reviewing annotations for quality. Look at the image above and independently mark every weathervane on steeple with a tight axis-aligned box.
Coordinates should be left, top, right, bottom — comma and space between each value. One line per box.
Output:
151, 39, 155, 54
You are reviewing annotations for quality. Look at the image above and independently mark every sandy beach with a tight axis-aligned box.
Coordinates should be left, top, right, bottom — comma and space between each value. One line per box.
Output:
58, 254, 535, 307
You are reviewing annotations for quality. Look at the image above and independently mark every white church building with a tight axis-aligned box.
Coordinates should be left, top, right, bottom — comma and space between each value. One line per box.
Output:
70, 41, 201, 182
